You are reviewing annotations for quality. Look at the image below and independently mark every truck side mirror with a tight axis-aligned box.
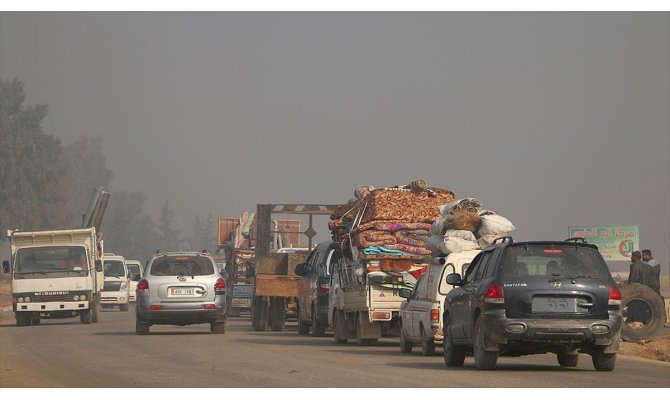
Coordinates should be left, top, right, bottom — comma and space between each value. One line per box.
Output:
446, 273, 462, 286
398, 288, 412, 299
95, 260, 103, 273
2, 260, 9, 273
294, 263, 310, 277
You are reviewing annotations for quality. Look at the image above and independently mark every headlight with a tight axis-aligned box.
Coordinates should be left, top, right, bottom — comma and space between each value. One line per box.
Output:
73, 295, 80, 301
120, 282, 128, 291
17, 297, 24, 303
24, 296, 31, 302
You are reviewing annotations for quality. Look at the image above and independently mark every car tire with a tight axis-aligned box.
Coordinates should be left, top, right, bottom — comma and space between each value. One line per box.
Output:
399, 321, 413, 354
252, 296, 269, 332
557, 352, 579, 367
311, 307, 326, 337
120, 304, 129, 312
31, 317, 41, 326
16, 315, 28, 327
136, 315, 150, 335
619, 283, 666, 342
443, 315, 466, 367
473, 318, 497, 370
420, 326, 436, 356
92, 299, 100, 323
80, 310, 92, 324
592, 347, 617, 371
333, 310, 347, 344
211, 321, 226, 334
298, 319, 310, 335
269, 297, 286, 332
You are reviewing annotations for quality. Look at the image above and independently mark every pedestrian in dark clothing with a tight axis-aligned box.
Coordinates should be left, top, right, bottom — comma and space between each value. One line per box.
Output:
628, 251, 653, 287
641, 249, 662, 296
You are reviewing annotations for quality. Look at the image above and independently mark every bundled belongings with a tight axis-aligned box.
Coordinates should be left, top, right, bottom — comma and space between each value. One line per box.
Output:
424, 198, 515, 257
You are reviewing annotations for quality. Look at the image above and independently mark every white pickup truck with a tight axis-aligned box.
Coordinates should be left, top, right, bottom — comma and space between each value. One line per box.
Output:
100, 254, 131, 311
2, 228, 104, 326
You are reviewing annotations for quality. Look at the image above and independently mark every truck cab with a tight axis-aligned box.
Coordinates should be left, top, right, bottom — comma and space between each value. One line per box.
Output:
125, 259, 143, 303
101, 254, 131, 311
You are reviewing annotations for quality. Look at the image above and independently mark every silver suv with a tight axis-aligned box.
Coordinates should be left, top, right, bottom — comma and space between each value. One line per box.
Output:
135, 251, 228, 335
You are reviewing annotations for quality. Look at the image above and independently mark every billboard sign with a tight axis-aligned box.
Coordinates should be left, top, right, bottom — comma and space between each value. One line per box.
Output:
568, 225, 639, 261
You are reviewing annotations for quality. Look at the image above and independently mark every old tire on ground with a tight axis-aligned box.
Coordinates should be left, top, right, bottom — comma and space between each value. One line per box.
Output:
333, 310, 347, 344
399, 321, 413, 353
473, 318, 498, 370
136, 315, 150, 335
269, 297, 286, 332
211, 321, 226, 334
619, 283, 666, 342
443, 315, 466, 367
80, 309, 92, 324
592, 346, 617, 371
311, 307, 326, 337
251, 296, 269, 332
557, 352, 579, 367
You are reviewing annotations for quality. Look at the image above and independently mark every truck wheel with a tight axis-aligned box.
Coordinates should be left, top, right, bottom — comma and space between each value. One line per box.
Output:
619, 283, 666, 342
592, 346, 616, 371
210, 321, 226, 334
269, 297, 286, 331
333, 310, 347, 344
80, 310, 92, 324
251, 296, 269, 332
473, 318, 497, 370
311, 308, 326, 337
443, 315, 466, 367
399, 321, 413, 353
16, 315, 28, 327
92, 299, 100, 323
557, 352, 579, 367
120, 303, 130, 312
136, 315, 150, 335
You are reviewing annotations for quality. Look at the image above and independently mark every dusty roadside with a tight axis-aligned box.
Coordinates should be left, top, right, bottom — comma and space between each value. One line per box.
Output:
1, 276, 668, 363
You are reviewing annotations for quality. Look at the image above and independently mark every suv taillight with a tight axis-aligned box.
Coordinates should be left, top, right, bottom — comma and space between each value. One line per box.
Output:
137, 279, 149, 292
318, 283, 329, 294
608, 284, 621, 306
215, 278, 226, 291
430, 308, 440, 322
484, 282, 505, 304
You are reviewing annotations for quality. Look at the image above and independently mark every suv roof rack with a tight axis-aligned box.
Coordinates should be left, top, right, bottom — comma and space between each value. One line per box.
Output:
492, 236, 514, 244
564, 237, 587, 243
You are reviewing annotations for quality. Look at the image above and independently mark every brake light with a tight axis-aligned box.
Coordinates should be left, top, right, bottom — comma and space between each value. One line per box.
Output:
430, 308, 440, 322
149, 305, 161, 311
318, 283, 329, 294
137, 279, 149, 292
409, 266, 427, 280
484, 282, 505, 303
543, 250, 563, 254
371, 311, 391, 320
608, 284, 621, 305
215, 278, 226, 290
203, 304, 216, 310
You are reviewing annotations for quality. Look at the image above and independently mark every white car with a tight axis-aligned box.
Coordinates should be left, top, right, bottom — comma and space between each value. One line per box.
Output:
100, 254, 131, 311
125, 259, 143, 303
398, 250, 480, 356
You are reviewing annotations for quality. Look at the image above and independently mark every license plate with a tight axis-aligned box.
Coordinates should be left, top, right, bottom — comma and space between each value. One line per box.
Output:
169, 287, 196, 296
232, 298, 250, 306
532, 297, 583, 313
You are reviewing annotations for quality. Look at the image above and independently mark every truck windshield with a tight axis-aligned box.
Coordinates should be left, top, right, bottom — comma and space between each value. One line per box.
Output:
104, 260, 126, 277
14, 246, 89, 279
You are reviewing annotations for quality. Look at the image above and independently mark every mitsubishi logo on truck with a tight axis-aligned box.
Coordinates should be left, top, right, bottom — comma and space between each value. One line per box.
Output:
35, 291, 69, 296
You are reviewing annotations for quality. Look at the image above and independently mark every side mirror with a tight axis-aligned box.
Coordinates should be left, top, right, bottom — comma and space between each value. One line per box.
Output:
2, 260, 9, 273
95, 260, 103, 273
398, 288, 412, 299
446, 272, 462, 286
294, 263, 310, 277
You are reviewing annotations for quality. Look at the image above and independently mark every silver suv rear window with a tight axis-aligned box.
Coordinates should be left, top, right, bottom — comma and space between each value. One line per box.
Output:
501, 244, 609, 279
149, 255, 215, 276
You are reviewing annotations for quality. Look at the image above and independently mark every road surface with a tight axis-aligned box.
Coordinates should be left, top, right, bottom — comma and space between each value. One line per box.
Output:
1, 310, 668, 388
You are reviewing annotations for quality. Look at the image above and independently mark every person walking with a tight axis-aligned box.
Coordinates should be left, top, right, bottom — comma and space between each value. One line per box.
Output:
641, 249, 662, 296
628, 251, 652, 287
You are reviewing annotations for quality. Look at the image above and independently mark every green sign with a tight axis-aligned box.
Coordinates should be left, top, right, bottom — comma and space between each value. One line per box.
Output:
568, 225, 639, 261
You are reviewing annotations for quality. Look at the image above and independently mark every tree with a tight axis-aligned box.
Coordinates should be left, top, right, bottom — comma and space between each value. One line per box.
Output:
203, 208, 217, 253
158, 200, 181, 251
60, 136, 114, 227
0, 78, 69, 241
190, 213, 204, 251
103, 190, 160, 259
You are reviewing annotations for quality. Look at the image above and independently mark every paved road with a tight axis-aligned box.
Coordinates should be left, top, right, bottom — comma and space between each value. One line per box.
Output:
1, 310, 668, 388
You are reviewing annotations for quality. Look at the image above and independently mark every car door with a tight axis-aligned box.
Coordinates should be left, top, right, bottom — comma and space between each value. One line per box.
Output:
399, 274, 425, 340
447, 252, 484, 339
463, 249, 498, 339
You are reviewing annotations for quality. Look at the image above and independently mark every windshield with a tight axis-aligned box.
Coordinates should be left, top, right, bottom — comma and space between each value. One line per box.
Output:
104, 260, 126, 277
501, 244, 609, 279
14, 246, 89, 279
127, 264, 141, 281
149, 255, 215, 276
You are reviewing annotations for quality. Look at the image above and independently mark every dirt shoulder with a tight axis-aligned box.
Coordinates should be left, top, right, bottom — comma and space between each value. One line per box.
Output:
1, 276, 669, 363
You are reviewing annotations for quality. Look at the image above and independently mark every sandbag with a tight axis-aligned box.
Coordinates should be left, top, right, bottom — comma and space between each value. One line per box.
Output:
444, 229, 477, 242
439, 198, 483, 216
446, 211, 481, 232
478, 213, 515, 237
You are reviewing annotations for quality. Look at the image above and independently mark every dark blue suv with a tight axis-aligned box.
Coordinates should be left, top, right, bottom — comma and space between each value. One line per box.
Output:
443, 237, 622, 371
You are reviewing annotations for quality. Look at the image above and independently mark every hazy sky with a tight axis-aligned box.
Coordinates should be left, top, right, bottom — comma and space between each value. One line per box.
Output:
1, 12, 668, 266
